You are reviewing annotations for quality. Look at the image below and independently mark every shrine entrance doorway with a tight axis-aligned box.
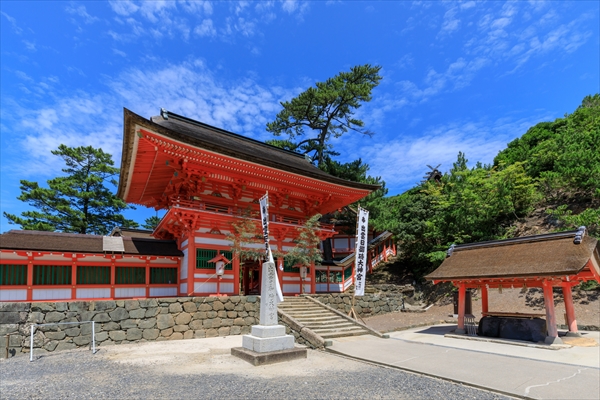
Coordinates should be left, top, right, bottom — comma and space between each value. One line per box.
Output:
242, 261, 261, 295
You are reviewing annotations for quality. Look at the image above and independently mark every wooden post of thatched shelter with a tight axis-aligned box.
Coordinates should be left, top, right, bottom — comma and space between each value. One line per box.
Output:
562, 283, 580, 337
542, 280, 562, 344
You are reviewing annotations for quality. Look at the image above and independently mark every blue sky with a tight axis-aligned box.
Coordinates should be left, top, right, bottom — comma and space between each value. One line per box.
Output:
1, 0, 598, 233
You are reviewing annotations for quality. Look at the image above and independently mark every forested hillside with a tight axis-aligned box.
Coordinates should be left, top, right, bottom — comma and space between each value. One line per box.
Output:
372, 94, 600, 278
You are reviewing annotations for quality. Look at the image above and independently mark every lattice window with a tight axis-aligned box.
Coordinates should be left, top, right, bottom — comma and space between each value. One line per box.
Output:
196, 249, 233, 270
150, 268, 177, 284
33, 265, 71, 285
344, 266, 353, 281
196, 248, 217, 269
0, 264, 27, 285
115, 267, 145, 284
77, 266, 110, 285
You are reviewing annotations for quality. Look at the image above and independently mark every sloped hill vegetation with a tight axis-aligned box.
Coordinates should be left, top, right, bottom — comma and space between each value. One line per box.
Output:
371, 94, 600, 279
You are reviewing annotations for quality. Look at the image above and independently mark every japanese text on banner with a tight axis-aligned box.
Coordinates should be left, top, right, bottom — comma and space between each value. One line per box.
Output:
354, 206, 369, 296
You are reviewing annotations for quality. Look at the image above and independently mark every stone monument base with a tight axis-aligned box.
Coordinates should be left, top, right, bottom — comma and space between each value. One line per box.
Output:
241, 325, 294, 353
231, 346, 307, 366
231, 324, 305, 366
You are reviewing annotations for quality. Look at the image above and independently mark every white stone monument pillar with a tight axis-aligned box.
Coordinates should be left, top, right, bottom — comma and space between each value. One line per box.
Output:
241, 261, 295, 353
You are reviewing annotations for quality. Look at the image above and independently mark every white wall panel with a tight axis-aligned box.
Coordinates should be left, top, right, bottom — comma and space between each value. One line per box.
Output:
150, 287, 177, 297
180, 249, 188, 279
180, 283, 187, 294
115, 287, 145, 298
0, 289, 27, 301
283, 284, 300, 293
32, 289, 71, 300
316, 283, 328, 292
76, 288, 110, 299
194, 282, 217, 293
303, 284, 311, 293
219, 283, 234, 293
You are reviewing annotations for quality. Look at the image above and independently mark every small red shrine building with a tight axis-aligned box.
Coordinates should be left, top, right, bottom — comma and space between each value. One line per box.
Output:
426, 228, 600, 344
117, 108, 380, 297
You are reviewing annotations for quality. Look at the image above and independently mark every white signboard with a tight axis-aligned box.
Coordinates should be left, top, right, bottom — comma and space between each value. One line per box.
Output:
354, 206, 369, 296
259, 193, 284, 302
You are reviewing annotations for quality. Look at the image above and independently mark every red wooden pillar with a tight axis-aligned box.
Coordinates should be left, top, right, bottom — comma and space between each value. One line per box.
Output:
233, 256, 240, 295
71, 256, 77, 299
542, 280, 562, 344
456, 283, 467, 334
145, 258, 151, 298
562, 283, 580, 336
187, 238, 196, 296
26, 254, 34, 301
110, 257, 116, 299
481, 285, 489, 315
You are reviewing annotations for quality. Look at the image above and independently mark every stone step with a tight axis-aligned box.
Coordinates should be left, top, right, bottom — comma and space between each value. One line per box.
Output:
304, 322, 357, 330
281, 310, 335, 316
278, 305, 322, 311
287, 315, 343, 322
319, 330, 370, 339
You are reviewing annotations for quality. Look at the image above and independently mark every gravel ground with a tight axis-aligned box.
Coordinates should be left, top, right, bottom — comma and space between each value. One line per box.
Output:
365, 288, 600, 333
1, 339, 512, 400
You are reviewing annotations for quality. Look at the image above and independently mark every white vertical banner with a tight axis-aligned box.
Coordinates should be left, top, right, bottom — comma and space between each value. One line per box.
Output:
259, 192, 284, 302
354, 206, 369, 296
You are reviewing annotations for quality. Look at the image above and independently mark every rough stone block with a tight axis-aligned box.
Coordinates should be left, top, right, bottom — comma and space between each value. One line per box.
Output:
94, 301, 116, 311
74, 335, 91, 346
230, 326, 241, 335
43, 340, 59, 352
218, 327, 230, 336
145, 307, 159, 318
0, 324, 19, 335
31, 303, 54, 312
44, 331, 66, 340
182, 302, 197, 313
55, 302, 68, 312
95, 332, 109, 342
124, 300, 140, 311
44, 311, 65, 323
217, 310, 227, 318
0, 312, 21, 325
160, 328, 173, 337
142, 329, 159, 340
109, 308, 129, 322
169, 303, 183, 313
128, 308, 145, 319
224, 302, 235, 311
206, 328, 219, 337
207, 311, 218, 318
64, 327, 80, 337
56, 342, 77, 351
246, 296, 257, 303
189, 320, 203, 330
221, 319, 233, 327
183, 330, 194, 340
102, 321, 120, 331
115, 300, 125, 307
169, 332, 183, 340
198, 304, 212, 312
226, 311, 237, 318
173, 324, 189, 332
139, 298, 158, 308
126, 328, 143, 341
193, 311, 207, 320
109, 331, 126, 341
234, 317, 245, 326
120, 319, 137, 329
212, 301, 224, 311
160, 298, 177, 303
194, 330, 206, 338
0, 303, 30, 312
175, 312, 191, 325
157, 314, 175, 330
138, 318, 156, 329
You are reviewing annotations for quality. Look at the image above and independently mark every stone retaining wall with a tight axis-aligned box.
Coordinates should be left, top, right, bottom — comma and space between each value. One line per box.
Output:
0, 296, 261, 358
311, 292, 409, 318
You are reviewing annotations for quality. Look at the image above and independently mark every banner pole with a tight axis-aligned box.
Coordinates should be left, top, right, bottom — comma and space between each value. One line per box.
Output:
349, 204, 361, 320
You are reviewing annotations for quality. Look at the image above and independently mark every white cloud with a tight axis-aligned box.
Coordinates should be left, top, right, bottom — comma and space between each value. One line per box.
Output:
108, 0, 139, 16
194, 19, 216, 37
65, 4, 99, 24
336, 114, 553, 193
1, 11, 23, 34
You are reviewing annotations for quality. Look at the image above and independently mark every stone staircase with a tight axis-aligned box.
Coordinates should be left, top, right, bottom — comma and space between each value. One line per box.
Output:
278, 296, 373, 339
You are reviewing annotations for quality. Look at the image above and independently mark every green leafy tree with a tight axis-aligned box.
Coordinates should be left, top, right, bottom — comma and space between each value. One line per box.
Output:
284, 214, 323, 268
142, 216, 161, 230
226, 209, 265, 263
266, 64, 382, 166
3, 145, 138, 234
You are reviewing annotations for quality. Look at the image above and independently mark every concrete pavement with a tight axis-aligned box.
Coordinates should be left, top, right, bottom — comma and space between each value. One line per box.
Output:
326, 324, 600, 400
